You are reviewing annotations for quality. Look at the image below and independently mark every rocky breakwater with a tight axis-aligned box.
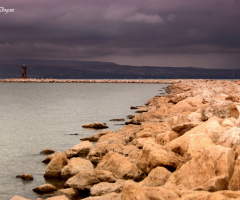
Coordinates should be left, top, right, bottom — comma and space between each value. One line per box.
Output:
13, 79, 240, 200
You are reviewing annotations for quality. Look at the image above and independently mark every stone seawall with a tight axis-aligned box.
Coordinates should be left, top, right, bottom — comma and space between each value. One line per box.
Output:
11, 79, 240, 200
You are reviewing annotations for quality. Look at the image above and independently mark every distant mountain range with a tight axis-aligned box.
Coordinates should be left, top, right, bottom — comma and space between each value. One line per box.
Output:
0, 59, 239, 79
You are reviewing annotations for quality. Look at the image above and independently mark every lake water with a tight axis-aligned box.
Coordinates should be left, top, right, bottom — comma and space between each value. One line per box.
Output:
0, 82, 168, 200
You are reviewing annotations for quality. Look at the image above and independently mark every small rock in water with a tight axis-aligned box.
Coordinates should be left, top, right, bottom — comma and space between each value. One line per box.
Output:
33, 184, 57, 194
109, 118, 125, 121
82, 122, 108, 129
40, 149, 55, 155
130, 106, 138, 109
16, 173, 33, 181
127, 115, 135, 119
69, 133, 79, 135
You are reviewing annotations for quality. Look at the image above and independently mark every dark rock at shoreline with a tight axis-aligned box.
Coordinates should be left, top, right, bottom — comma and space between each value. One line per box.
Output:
109, 118, 125, 121
127, 115, 135, 119
33, 184, 57, 194
130, 106, 139, 109
40, 149, 55, 155
16, 173, 33, 181
82, 122, 109, 129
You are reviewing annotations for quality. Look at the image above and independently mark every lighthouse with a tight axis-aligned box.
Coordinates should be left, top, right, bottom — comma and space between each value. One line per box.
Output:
21, 64, 28, 79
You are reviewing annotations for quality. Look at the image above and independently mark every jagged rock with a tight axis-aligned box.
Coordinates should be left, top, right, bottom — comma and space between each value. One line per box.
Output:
82, 192, 121, 200
44, 151, 68, 178
61, 157, 94, 179
33, 184, 57, 194
172, 122, 199, 135
90, 180, 124, 196
166, 145, 235, 191
45, 195, 69, 200
10, 196, 31, 200
96, 151, 144, 181
131, 137, 154, 149
40, 149, 55, 155
139, 167, 172, 187
80, 131, 114, 142
65, 169, 117, 190
65, 141, 92, 158
137, 140, 183, 173
82, 122, 108, 129
143, 186, 179, 200
156, 131, 179, 146
121, 180, 148, 200
16, 173, 33, 181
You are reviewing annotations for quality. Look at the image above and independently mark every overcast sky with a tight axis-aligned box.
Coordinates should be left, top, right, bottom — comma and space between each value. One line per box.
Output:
0, 0, 240, 69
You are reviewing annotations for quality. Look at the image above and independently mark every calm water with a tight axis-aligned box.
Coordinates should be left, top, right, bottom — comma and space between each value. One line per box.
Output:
0, 82, 168, 200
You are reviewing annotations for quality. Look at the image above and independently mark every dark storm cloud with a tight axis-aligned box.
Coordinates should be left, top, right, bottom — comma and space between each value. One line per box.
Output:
0, 0, 240, 68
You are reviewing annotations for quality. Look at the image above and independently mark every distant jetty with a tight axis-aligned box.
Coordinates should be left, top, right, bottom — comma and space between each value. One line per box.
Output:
0, 78, 179, 84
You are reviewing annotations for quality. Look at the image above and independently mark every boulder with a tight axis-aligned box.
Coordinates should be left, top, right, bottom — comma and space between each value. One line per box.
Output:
166, 145, 235, 191
10, 196, 31, 200
33, 184, 57, 194
16, 173, 33, 181
137, 140, 183, 174
44, 151, 68, 178
82, 122, 108, 129
61, 157, 94, 179
96, 151, 144, 181
40, 149, 55, 155
143, 186, 179, 200
57, 188, 79, 199
42, 154, 54, 163
65, 169, 117, 190
156, 131, 179, 146
90, 180, 124, 196
172, 122, 199, 135
139, 167, 172, 187
109, 118, 125, 121
82, 192, 121, 200
121, 180, 147, 200
80, 131, 114, 142
45, 195, 69, 200
65, 141, 92, 158
228, 156, 240, 190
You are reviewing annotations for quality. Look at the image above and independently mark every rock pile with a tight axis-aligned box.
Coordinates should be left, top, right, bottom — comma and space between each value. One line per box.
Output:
13, 79, 240, 200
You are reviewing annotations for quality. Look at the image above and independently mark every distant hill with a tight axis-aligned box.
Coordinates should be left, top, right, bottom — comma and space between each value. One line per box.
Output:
0, 59, 239, 79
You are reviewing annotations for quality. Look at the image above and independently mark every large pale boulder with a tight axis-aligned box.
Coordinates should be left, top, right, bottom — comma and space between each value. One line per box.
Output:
44, 151, 68, 178
121, 180, 148, 200
10, 196, 31, 200
65, 169, 117, 190
139, 167, 172, 187
166, 145, 235, 191
96, 151, 144, 181
61, 157, 94, 179
137, 140, 183, 174
82, 192, 121, 200
33, 184, 57, 194
45, 195, 69, 200
65, 141, 92, 158
90, 180, 124, 196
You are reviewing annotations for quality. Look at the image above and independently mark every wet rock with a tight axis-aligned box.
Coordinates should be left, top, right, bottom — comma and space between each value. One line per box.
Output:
96, 151, 144, 181
33, 184, 57, 194
40, 149, 55, 155
80, 130, 114, 142
61, 157, 94, 179
139, 167, 172, 187
16, 173, 33, 181
65, 169, 117, 190
137, 140, 183, 174
44, 151, 68, 178
90, 180, 124, 196
82, 122, 108, 129
65, 141, 92, 158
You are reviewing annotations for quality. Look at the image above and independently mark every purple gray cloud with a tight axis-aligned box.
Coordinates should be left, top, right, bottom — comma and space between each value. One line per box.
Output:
0, 0, 239, 68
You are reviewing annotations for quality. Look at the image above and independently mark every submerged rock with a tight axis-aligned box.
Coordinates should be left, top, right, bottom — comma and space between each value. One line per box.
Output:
16, 173, 33, 181
40, 149, 55, 155
33, 184, 57, 194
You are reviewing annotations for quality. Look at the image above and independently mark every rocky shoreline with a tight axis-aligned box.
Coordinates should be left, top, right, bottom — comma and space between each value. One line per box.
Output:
11, 79, 240, 200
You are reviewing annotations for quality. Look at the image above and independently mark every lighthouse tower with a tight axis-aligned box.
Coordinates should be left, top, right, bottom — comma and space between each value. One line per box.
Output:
21, 64, 28, 79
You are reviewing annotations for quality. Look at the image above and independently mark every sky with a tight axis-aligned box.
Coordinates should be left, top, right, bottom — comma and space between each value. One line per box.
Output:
0, 0, 240, 69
